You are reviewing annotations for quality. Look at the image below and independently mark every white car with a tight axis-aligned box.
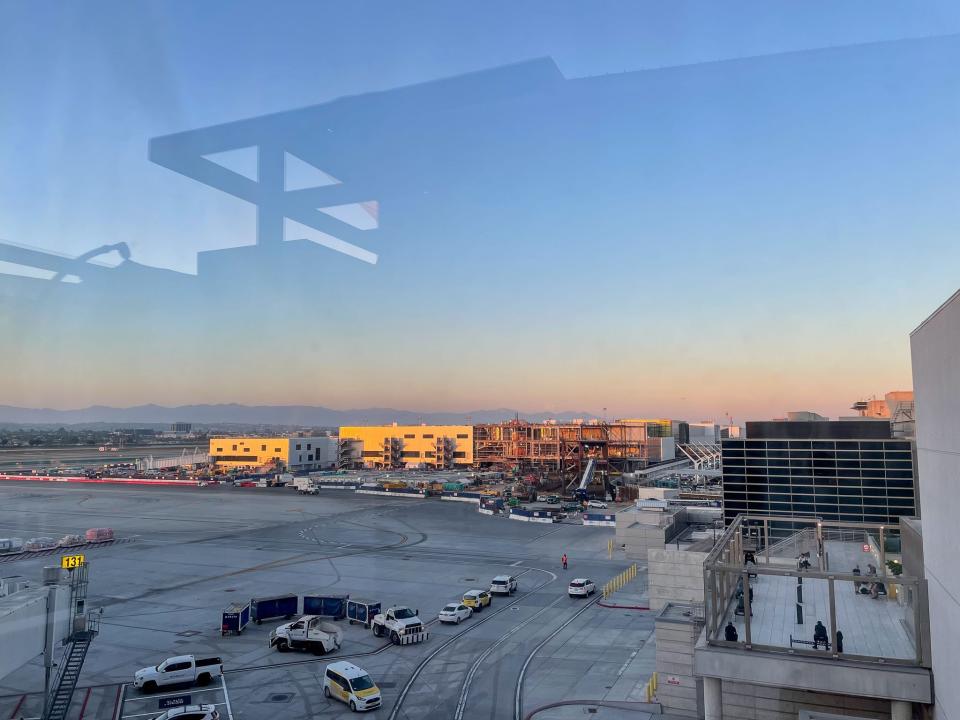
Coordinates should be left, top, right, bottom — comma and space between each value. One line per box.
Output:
587, 500, 608, 509
490, 575, 518, 595
438, 603, 472, 624
568, 578, 596, 597
152, 704, 220, 720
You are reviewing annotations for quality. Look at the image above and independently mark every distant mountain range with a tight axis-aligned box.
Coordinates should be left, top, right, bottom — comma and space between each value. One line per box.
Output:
0, 404, 599, 427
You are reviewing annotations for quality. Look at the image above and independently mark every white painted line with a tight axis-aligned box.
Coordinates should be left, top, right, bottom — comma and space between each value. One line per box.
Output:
515, 596, 601, 719
121, 682, 224, 704
510, 560, 523, 567
114, 684, 128, 720
221, 675, 234, 720
454, 595, 566, 720
616, 650, 638, 677
122, 703, 227, 719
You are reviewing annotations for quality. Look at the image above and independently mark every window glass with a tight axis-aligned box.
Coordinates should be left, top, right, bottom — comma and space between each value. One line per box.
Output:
1, 5, 941, 709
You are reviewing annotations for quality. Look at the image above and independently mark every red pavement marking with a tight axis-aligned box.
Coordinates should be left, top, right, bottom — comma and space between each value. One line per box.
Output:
8, 695, 24, 719
77, 687, 91, 719
0, 474, 196, 487
597, 600, 649, 610
112, 685, 123, 720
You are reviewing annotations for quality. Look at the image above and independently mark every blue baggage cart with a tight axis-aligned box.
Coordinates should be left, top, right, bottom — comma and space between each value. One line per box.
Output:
251, 594, 299, 624
221, 601, 250, 636
347, 599, 381, 628
302, 594, 349, 620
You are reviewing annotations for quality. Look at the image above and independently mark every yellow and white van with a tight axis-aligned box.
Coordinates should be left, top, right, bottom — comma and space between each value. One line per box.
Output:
323, 661, 381, 712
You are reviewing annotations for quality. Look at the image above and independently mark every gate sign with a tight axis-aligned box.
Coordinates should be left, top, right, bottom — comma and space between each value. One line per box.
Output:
61, 554, 85, 569
159, 695, 191, 709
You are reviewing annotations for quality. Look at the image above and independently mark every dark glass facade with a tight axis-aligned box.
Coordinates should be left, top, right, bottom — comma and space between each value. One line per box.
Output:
721, 435, 916, 526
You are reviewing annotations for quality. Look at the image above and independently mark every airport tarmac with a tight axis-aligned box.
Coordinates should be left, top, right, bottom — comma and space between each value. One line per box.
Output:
0, 482, 655, 719
0, 444, 201, 471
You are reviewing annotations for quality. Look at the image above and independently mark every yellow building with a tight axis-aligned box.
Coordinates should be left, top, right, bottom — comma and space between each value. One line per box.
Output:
338, 425, 474, 468
209, 436, 337, 471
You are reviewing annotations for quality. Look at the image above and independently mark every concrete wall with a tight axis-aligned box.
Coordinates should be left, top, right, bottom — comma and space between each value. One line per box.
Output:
721, 680, 891, 720
655, 611, 704, 717
648, 548, 707, 611
616, 507, 677, 561
0, 584, 71, 681
911, 289, 960, 719
210, 435, 334, 469
618, 522, 664, 561
312, 437, 338, 467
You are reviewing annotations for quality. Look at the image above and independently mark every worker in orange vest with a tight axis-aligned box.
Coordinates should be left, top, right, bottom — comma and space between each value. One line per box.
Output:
562, 553, 568, 570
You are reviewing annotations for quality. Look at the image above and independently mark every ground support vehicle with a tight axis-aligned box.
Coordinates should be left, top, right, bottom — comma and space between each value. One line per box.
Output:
221, 602, 250, 635
0, 538, 23, 554
303, 593, 349, 619
347, 599, 381, 628
251, 594, 298, 624
270, 615, 342, 654
371, 606, 428, 645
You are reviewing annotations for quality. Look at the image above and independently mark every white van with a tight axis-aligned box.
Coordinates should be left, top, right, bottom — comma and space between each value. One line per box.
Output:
323, 661, 381, 712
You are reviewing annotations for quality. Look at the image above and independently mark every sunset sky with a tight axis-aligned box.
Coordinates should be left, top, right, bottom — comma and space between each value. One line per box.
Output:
2, 2, 959, 422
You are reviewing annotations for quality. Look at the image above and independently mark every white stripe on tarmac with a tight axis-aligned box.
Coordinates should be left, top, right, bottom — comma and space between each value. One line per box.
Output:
221, 676, 234, 720
121, 681, 224, 704
122, 702, 227, 719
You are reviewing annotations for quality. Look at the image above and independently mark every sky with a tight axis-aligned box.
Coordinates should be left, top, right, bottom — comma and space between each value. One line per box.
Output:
2, 1, 960, 421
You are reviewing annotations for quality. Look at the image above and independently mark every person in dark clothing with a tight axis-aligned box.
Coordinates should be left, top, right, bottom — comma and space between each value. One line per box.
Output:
813, 620, 829, 650
836, 630, 844, 653
725, 622, 739, 642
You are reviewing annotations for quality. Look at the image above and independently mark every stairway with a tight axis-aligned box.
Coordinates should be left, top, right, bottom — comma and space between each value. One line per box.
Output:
567, 457, 597, 493
42, 629, 95, 720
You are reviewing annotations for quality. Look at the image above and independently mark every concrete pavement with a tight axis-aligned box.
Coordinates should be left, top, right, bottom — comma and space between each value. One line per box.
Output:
0, 482, 669, 719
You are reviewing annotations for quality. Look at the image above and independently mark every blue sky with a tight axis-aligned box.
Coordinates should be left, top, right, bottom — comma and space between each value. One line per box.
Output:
1, 2, 960, 419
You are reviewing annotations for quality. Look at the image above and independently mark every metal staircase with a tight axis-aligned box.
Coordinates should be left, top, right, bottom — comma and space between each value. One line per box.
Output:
42, 563, 100, 720
42, 617, 99, 720
568, 457, 597, 495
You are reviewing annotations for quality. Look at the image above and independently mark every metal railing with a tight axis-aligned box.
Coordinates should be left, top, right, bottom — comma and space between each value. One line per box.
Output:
703, 514, 926, 667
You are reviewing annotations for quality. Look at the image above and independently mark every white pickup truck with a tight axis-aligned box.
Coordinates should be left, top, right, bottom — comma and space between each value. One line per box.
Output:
270, 615, 342, 654
371, 606, 429, 645
133, 655, 223, 693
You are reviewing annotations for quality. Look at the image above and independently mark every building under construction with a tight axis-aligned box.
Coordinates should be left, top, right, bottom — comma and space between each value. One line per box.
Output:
473, 419, 675, 481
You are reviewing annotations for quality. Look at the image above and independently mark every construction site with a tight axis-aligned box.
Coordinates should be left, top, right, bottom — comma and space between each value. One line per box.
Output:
472, 419, 673, 478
